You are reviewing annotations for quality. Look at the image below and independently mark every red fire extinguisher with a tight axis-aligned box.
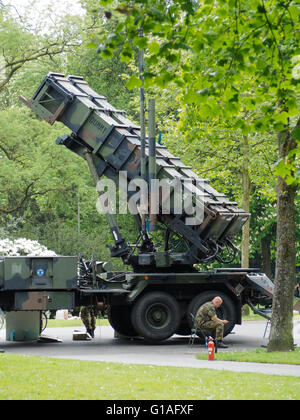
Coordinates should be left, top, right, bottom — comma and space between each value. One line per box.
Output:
208, 337, 215, 361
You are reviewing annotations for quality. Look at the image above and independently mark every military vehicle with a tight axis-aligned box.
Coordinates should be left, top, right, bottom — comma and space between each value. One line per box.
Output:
0, 73, 273, 342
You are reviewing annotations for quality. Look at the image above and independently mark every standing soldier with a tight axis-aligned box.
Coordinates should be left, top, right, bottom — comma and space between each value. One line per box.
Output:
195, 296, 229, 348
80, 302, 104, 338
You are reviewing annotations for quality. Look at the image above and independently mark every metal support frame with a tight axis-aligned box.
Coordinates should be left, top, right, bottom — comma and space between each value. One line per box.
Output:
188, 313, 218, 352
84, 149, 129, 259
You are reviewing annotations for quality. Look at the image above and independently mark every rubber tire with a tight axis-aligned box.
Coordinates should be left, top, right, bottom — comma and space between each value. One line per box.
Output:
175, 320, 191, 336
107, 305, 137, 337
131, 291, 181, 343
0, 308, 4, 331
187, 291, 236, 338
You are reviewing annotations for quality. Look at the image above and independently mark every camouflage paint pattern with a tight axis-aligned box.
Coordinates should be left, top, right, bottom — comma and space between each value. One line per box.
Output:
0, 256, 78, 311
14, 291, 75, 311
1, 256, 78, 291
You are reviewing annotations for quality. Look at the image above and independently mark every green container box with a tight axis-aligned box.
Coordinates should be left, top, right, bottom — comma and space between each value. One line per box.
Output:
0, 256, 78, 291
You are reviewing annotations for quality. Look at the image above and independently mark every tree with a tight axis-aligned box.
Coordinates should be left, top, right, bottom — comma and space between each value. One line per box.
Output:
0, 1, 142, 272
96, 0, 300, 351
0, 2, 84, 95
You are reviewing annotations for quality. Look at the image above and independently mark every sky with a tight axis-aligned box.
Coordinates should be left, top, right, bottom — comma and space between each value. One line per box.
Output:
5, 0, 84, 15
3, 0, 85, 29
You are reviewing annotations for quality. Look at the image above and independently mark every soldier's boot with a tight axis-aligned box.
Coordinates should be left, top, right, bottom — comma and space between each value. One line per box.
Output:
86, 329, 93, 339
216, 340, 228, 349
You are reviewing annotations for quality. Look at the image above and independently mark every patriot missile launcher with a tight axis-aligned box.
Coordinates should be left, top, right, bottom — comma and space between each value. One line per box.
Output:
0, 73, 273, 343
20, 73, 249, 271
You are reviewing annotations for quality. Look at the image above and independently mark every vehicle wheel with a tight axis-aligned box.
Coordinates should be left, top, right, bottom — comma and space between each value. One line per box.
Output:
107, 305, 137, 337
41, 312, 48, 333
0, 308, 4, 330
131, 291, 180, 343
175, 320, 191, 336
187, 291, 236, 338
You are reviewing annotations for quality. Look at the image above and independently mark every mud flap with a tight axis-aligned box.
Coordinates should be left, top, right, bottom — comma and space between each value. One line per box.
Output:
246, 273, 274, 299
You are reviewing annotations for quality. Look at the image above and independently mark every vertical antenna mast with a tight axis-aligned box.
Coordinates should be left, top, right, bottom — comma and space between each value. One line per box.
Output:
138, 29, 148, 235
148, 97, 157, 231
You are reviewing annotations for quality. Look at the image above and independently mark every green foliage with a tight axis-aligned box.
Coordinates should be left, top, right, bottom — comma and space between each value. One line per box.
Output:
163, 116, 283, 266
0, 3, 84, 95
65, 24, 136, 115
95, 0, 300, 275
97, 0, 300, 184
0, 107, 79, 213
0, 102, 138, 268
0, 2, 138, 268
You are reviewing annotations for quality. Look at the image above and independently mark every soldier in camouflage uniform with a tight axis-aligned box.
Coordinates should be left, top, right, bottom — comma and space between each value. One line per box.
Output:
195, 296, 229, 348
80, 305, 97, 338
80, 302, 105, 338
80, 303, 104, 338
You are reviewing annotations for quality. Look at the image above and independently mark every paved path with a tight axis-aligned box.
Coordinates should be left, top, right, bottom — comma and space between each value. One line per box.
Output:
1, 321, 300, 377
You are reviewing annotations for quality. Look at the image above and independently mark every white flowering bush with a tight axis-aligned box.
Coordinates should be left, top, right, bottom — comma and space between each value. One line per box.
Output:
0, 238, 57, 257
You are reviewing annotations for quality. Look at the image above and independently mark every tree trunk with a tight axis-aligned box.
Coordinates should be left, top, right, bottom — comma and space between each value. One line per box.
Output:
267, 127, 297, 352
261, 236, 272, 279
241, 135, 250, 269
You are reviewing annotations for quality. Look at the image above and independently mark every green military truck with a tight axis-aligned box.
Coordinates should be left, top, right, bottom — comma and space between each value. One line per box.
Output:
0, 73, 274, 342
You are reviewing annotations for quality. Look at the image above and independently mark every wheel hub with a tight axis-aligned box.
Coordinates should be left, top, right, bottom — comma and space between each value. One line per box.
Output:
146, 304, 170, 329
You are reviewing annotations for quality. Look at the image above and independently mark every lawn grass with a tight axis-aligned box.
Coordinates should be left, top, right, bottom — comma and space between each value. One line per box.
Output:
0, 354, 299, 400
196, 347, 300, 365
45, 318, 109, 328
